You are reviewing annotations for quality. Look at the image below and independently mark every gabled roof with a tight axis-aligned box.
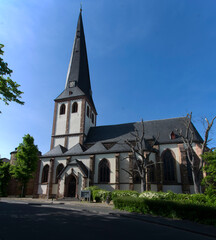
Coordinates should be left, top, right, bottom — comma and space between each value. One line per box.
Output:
42, 145, 68, 157
85, 117, 203, 144
106, 140, 131, 153
84, 142, 107, 154
55, 11, 96, 111
55, 87, 85, 101
57, 159, 88, 178
65, 143, 86, 155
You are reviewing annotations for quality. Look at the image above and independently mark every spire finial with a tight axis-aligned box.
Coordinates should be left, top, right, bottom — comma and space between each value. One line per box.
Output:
80, 2, 82, 12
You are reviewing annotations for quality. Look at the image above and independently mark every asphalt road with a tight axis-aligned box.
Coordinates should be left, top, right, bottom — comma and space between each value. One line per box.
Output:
0, 201, 214, 240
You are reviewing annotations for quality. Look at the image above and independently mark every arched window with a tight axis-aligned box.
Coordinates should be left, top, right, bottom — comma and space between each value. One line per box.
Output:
87, 106, 89, 117
92, 113, 94, 124
162, 149, 176, 182
42, 164, 49, 183
98, 159, 110, 183
149, 164, 155, 182
60, 104, 65, 115
55, 163, 64, 183
72, 102, 78, 113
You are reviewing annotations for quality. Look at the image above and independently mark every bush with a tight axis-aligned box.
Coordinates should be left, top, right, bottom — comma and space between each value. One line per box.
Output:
139, 191, 174, 200
92, 189, 111, 203
112, 190, 139, 199
84, 186, 100, 201
139, 191, 216, 206
85, 185, 100, 192
113, 197, 216, 226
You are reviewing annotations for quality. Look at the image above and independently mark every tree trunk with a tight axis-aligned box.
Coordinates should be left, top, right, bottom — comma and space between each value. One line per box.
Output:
21, 183, 26, 197
140, 174, 146, 193
192, 171, 200, 194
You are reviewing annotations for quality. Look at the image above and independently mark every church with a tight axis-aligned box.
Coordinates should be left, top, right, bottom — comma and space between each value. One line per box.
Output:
37, 10, 203, 198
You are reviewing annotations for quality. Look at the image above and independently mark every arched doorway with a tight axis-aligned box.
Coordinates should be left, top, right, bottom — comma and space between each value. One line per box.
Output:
67, 175, 76, 197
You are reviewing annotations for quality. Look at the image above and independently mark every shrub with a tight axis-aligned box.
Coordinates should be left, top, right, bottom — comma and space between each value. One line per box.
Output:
85, 185, 100, 192
113, 197, 216, 226
84, 186, 101, 201
112, 190, 139, 199
92, 189, 111, 203
139, 191, 216, 206
139, 191, 173, 200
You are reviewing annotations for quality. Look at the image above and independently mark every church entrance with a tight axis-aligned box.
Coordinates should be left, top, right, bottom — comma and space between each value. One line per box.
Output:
67, 175, 76, 197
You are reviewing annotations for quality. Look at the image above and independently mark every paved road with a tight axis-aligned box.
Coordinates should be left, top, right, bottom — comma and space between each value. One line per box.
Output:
0, 201, 215, 240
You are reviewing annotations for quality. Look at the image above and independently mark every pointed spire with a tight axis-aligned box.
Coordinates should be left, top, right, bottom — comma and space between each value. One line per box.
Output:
80, 2, 82, 13
65, 11, 92, 100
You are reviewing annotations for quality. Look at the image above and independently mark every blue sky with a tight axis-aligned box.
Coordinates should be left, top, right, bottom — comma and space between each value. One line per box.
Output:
1, 0, 216, 159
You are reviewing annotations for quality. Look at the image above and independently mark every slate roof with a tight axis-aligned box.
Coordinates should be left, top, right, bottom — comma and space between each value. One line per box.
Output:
41, 117, 203, 158
42, 145, 68, 157
84, 142, 108, 154
85, 117, 203, 144
58, 159, 88, 178
65, 143, 86, 155
55, 11, 96, 112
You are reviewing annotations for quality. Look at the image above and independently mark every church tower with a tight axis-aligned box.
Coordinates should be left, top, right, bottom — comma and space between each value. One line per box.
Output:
50, 10, 97, 150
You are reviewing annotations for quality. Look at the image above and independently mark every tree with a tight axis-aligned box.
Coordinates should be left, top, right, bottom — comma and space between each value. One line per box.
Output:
11, 134, 39, 197
0, 44, 24, 111
0, 161, 11, 196
122, 120, 158, 192
177, 113, 216, 194
202, 150, 216, 197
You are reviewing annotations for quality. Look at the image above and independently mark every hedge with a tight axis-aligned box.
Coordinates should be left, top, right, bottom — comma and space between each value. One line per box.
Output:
113, 197, 216, 226
112, 190, 139, 199
139, 191, 216, 206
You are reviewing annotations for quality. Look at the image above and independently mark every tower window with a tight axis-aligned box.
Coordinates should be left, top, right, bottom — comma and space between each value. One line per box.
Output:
42, 164, 49, 183
87, 106, 89, 117
72, 102, 78, 113
60, 104, 66, 115
92, 113, 94, 124
98, 159, 110, 183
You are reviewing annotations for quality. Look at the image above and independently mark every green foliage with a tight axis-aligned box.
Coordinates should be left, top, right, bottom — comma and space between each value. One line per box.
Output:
84, 186, 111, 202
139, 191, 215, 205
113, 197, 216, 226
112, 190, 139, 199
11, 134, 39, 197
0, 44, 24, 110
202, 150, 216, 199
92, 189, 111, 202
84, 185, 100, 201
85, 185, 100, 192
0, 161, 11, 196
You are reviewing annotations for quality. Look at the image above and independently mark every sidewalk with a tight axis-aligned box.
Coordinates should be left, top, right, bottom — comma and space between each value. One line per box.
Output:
1, 197, 216, 238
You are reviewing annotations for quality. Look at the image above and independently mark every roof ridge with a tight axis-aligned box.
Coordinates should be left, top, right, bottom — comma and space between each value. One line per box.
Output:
89, 117, 187, 129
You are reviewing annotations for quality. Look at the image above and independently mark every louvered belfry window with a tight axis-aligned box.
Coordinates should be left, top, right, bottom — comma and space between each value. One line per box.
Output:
72, 102, 78, 113
60, 104, 66, 115
98, 159, 110, 183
